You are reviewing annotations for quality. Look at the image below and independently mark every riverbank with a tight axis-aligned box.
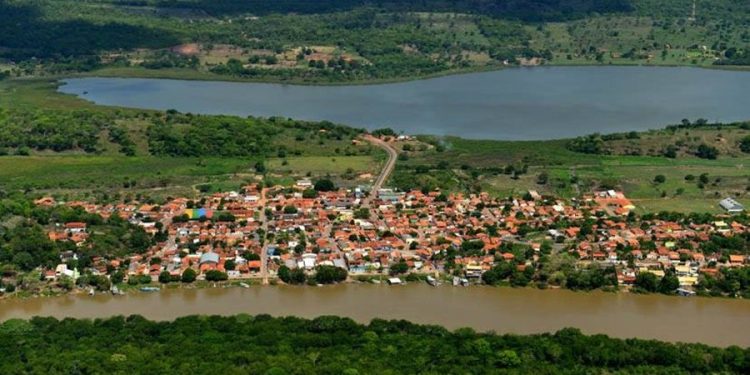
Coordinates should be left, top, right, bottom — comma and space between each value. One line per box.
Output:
1, 283, 749, 347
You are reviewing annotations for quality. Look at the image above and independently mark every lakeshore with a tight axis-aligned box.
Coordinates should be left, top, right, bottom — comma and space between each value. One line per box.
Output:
58, 66, 750, 140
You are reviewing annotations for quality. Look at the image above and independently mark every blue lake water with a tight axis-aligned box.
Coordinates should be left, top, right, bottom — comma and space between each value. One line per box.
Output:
60, 66, 750, 140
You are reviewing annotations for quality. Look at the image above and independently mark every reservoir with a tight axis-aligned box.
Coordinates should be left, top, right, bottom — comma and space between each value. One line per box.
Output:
2, 284, 749, 347
60, 66, 750, 140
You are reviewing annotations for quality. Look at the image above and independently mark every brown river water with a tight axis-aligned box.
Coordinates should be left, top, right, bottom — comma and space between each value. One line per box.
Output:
1, 284, 748, 347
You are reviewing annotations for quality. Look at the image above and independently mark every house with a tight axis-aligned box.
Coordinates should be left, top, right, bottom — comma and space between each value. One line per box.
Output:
64, 222, 87, 234
464, 264, 484, 278
719, 197, 745, 213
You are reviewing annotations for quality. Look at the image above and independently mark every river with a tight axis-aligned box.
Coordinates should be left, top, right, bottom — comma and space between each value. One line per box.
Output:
2, 284, 749, 347
59, 66, 750, 140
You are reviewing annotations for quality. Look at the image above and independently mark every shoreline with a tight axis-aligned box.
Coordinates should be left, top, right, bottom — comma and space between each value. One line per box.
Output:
0, 274, 740, 302
36, 60, 750, 90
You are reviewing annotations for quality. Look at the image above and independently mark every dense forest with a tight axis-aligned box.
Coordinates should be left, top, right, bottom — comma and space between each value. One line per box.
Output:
0, 314, 748, 374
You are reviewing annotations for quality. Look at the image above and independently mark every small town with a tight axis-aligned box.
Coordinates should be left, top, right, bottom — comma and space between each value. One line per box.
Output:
26, 177, 750, 298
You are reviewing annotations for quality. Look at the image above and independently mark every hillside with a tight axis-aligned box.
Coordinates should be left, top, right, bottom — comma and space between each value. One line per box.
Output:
0, 0, 748, 84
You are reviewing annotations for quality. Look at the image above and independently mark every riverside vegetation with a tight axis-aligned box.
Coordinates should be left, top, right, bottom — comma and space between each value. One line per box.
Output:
1, 314, 749, 374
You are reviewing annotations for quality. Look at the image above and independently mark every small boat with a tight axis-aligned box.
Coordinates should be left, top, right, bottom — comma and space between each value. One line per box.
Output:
239, 282, 250, 288
460, 278, 470, 287
426, 276, 438, 286
452, 276, 460, 286
387, 277, 402, 285
110, 285, 124, 296
371, 279, 381, 284
88, 288, 95, 296
139, 286, 160, 292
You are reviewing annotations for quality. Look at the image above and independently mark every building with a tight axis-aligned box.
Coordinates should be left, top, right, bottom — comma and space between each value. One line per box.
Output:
719, 198, 745, 213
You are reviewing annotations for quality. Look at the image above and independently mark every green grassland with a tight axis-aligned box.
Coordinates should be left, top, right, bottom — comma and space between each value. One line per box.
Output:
0, 79, 384, 201
395, 131, 750, 213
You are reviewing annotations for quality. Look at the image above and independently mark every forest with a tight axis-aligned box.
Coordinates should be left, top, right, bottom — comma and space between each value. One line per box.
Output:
0, 314, 748, 374
0, 108, 363, 157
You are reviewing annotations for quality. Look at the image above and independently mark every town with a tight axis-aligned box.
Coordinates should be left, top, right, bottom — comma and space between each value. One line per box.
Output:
29, 176, 750, 298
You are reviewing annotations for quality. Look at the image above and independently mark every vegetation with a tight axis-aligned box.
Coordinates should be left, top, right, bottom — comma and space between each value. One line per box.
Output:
0, 79, 382, 199
0, 315, 748, 374
1, 0, 750, 84
392, 119, 750, 214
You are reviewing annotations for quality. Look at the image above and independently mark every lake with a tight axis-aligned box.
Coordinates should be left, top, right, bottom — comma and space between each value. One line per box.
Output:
60, 66, 750, 140
2, 285, 749, 347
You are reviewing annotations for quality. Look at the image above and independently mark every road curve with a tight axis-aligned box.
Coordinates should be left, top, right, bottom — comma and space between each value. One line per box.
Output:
363, 134, 399, 194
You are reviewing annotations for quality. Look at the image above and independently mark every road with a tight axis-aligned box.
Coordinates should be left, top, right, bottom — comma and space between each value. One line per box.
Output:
259, 187, 270, 285
362, 135, 399, 207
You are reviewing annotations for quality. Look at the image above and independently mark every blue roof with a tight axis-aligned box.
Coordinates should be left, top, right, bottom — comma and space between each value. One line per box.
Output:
200, 252, 219, 264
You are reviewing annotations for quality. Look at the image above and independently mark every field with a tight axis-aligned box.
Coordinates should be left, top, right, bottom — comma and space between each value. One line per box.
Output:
0, 79, 383, 200
397, 133, 750, 213
0, 156, 258, 200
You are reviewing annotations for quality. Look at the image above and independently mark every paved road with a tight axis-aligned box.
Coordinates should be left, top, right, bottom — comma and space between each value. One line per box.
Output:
363, 135, 399, 207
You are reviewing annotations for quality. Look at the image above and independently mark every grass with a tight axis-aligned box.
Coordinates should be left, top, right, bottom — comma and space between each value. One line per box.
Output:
268, 156, 382, 176
401, 135, 750, 213
0, 78, 96, 110
0, 156, 260, 200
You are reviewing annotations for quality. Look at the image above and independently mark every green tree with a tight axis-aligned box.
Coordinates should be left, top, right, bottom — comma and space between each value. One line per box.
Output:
181, 268, 197, 283
635, 272, 659, 293
314, 265, 347, 284
158, 270, 172, 284
740, 136, 750, 153
659, 271, 680, 294
205, 270, 228, 281
314, 179, 336, 192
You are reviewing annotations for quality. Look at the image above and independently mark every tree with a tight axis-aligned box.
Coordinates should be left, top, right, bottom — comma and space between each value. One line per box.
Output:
696, 144, 719, 160
634, 272, 659, 292
354, 208, 370, 219
224, 259, 236, 271
653, 175, 666, 184
158, 270, 172, 284
389, 260, 408, 276
496, 350, 521, 368
181, 268, 197, 283
740, 136, 750, 153
205, 270, 228, 281
111, 270, 125, 284
279, 265, 306, 284
659, 271, 679, 294
302, 189, 318, 198
536, 172, 549, 185
314, 179, 336, 192
314, 265, 347, 284
482, 262, 514, 285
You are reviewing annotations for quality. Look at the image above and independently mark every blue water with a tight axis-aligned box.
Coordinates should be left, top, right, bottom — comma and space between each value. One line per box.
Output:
60, 66, 750, 140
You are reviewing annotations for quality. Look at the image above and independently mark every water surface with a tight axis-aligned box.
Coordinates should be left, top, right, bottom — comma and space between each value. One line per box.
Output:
2, 285, 749, 347
60, 67, 750, 140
